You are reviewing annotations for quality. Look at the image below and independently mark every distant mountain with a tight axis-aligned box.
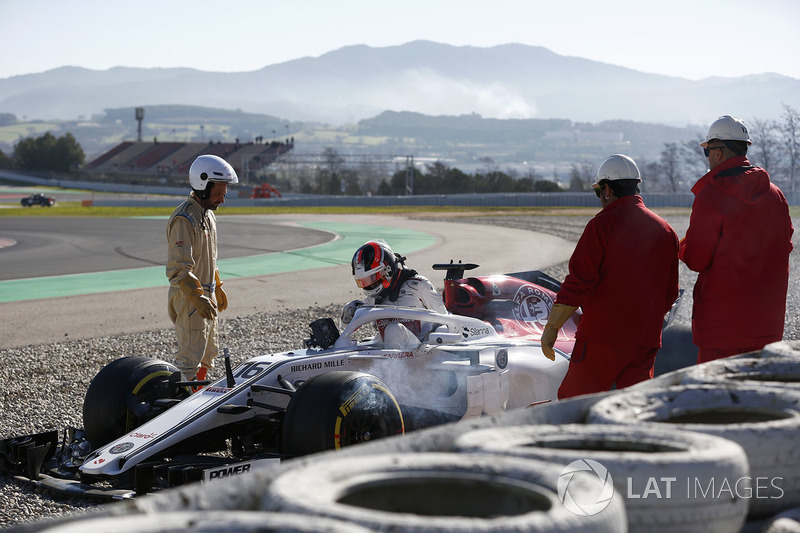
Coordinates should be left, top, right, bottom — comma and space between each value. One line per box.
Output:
1, 41, 797, 125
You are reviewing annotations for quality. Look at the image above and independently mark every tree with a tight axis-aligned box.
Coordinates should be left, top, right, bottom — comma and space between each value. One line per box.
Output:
533, 180, 562, 192
750, 118, 781, 175
679, 137, 707, 186
0, 149, 11, 169
568, 161, 594, 191
13, 132, 85, 173
643, 160, 664, 192
659, 143, 682, 193
778, 104, 800, 192
376, 179, 393, 196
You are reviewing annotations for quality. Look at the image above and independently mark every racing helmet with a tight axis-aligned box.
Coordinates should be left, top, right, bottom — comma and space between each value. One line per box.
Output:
700, 115, 752, 147
189, 155, 239, 198
352, 240, 399, 297
592, 154, 641, 189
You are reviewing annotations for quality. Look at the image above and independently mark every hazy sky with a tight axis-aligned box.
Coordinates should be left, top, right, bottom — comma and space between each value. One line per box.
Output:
2, 0, 798, 81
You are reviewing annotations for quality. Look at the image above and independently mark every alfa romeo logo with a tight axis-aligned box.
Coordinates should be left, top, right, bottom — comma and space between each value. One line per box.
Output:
511, 285, 553, 335
109, 442, 134, 454
558, 459, 614, 516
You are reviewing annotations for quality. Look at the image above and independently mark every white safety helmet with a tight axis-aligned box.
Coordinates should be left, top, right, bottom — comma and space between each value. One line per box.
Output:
592, 154, 641, 189
700, 115, 752, 147
189, 155, 239, 192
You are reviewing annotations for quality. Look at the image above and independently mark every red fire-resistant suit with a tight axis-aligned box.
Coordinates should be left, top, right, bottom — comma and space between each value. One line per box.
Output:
556, 195, 680, 398
679, 156, 793, 362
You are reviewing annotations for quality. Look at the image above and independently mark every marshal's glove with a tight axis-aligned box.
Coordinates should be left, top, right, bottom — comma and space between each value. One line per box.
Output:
541, 303, 577, 361
341, 300, 364, 325
214, 270, 228, 312
179, 272, 217, 319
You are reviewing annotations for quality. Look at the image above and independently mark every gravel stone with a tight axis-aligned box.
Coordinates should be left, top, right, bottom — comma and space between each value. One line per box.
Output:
2, 214, 798, 530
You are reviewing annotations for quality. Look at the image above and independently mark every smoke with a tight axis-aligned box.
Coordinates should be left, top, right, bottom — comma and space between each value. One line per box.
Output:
363, 68, 539, 119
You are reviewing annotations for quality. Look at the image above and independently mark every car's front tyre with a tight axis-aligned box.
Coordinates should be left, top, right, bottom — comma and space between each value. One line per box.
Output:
281, 371, 404, 457
82, 356, 189, 448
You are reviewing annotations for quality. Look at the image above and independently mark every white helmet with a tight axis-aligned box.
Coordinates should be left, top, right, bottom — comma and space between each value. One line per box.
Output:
189, 155, 238, 191
700, 115, 752, 147
593, 154, 641, 188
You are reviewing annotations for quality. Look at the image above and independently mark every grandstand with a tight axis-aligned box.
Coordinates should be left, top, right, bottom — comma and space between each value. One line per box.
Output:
83, 139, 293, 187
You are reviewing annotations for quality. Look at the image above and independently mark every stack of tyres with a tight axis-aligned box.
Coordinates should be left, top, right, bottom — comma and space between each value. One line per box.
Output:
678, 356, 800, 391
7, 511, 371, 533
261, 452, 627, 532
586, 384, 800, 519
451, 424, 750, 533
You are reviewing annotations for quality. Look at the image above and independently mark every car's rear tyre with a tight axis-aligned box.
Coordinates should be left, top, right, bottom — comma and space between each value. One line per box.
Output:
280, 371, 404, 457
83, 356, 187, 448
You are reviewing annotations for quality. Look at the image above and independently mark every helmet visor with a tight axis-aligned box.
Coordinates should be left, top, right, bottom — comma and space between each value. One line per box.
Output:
354, 266, 385, 290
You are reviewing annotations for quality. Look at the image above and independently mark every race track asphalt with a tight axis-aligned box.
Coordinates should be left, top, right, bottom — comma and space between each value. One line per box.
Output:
0, 214, 574, 348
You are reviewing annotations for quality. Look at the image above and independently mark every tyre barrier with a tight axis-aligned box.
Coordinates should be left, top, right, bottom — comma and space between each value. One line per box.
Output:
679, 357, 800, 391
261, 452, 627, 532
761, 506, 800, 533
452, 424, 749, 533
587, 384, 800, 518
760, 341, 800, 360
10, 510, 371, 533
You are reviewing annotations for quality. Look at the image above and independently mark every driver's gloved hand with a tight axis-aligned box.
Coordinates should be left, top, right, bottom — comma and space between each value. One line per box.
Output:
341, 300, 364, 325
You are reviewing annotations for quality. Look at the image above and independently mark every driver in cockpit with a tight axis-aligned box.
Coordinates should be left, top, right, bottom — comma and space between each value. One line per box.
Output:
341, 240, 448, 346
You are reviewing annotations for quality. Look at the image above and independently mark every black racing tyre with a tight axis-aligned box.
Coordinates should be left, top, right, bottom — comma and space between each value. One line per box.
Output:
82, 356, 187, 448
262, 452, 626, 532
280, 371, 404, 457
587, 384, 800, 518
453, 424, 749, 533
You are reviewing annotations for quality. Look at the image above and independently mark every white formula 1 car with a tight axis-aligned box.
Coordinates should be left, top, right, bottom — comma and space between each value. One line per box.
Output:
1, 262, 578, 498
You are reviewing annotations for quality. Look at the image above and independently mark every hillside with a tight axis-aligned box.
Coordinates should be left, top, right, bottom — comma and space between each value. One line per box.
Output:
1, 41, 797, 126
0, 105, 707, 171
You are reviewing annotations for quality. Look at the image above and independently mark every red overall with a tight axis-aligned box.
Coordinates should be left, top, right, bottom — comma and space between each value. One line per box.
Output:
679, 156, 793, 363
556, 195, 680, 398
